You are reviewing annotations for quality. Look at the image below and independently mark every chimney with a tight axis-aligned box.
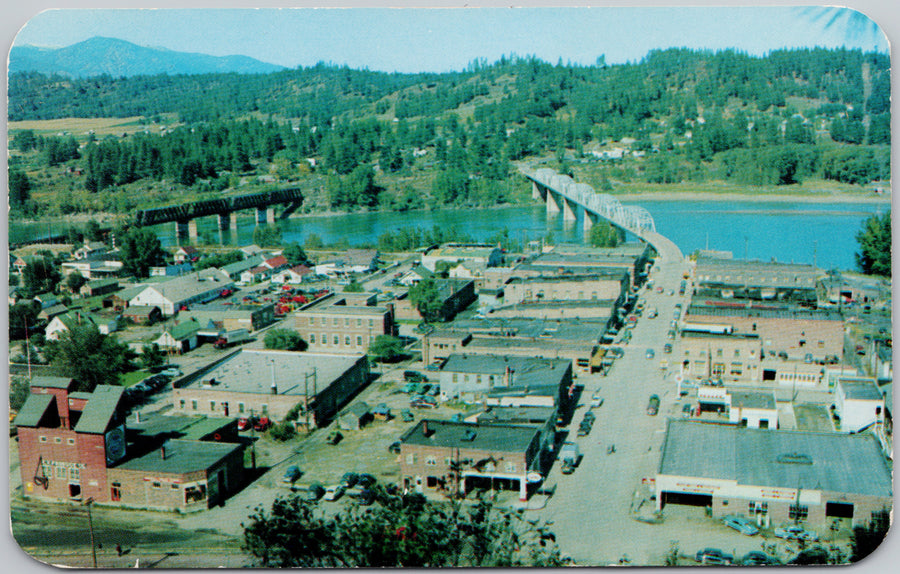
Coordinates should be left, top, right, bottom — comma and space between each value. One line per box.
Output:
270, 363, 277, 394
423, 420, 429, 435
160, 446, 166, 460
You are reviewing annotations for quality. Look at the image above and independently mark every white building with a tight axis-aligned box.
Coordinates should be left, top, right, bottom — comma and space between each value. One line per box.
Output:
728, 390, 778, 429
129, 269, 233, 316
834, 377, 885, 433
271, 265, 312, 285
420, 244, 503, 272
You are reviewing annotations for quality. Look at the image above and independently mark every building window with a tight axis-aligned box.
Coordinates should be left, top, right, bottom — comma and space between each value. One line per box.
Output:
356, 336, 362, 346
210, 401, 216, 411
152, 482, 162, 489
69, 467, 81, 482
309, 317, 315, 325
67, 438, 76, 446
310, 334, 316, 344
752, 323, 757, 331
345, 318, 350, 326
56, 467, 66, 479
406, 454, 416, 465
712, 363, 725, 377
734, 349, 741, 357
41, 462, 52, 478
426, 476, 439, 488
799, 340, 806, 348
504, 462, 517, 473
191, 400, 198, 411
789, 504, 809, 520
818, 340, 825, 348
357, 319, 362, 327
730, 363, 743, 376
111, 483, 122, 501
333, 318, 339, 326
716, 349, 724, 357
39, 436, 48, 443
345, 336, 351, 346
54, 437, 62, 444
321, 333, 327, 344
425, 456, 437, 466
369, 319, 374, 327
185, 484, 207, 504
179, 399, 186, 409
333, 335, 339, 345
238, 403, 245, 414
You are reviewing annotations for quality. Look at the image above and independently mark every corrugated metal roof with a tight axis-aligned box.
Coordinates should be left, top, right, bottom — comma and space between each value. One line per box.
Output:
14, 394, 55, 428
73, 385, 124, 434
114, 438, 242, 474
659, 421, 892, 497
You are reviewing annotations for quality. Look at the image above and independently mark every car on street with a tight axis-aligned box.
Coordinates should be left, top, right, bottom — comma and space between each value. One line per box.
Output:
411, 396, 438, 409
282, 465, 303, 484
774, 525, 818, 541
577, 423, 592, 437
160, 366, 182, 378
645, 348, 655, 359
560, 460, 575, 474
591, 394, 604, 407
740, 552, 781, 565
723, 515, 759, 535
404, 370, 427, 382
695, 548, 733, 565
324, 484, 345, 501
663, 343, 672, 354
326, 430, 343, 445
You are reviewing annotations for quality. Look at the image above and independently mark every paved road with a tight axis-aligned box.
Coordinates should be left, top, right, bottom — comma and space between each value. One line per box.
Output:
533, 238, 693, 565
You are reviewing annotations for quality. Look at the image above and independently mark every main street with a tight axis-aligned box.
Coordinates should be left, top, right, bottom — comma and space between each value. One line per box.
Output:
533, 233, 693, 565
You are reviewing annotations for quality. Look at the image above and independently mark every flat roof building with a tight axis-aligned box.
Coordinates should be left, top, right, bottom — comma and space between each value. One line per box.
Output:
292, 292, 394, 354
694, 256, 823, 303
172, 349, 369, 429
439, 354, 573, 407
656, 420, 892, 528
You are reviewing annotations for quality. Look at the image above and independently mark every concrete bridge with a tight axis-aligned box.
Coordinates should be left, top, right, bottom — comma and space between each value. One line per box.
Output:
523, 167, 683, 261
133, 188, 303, 243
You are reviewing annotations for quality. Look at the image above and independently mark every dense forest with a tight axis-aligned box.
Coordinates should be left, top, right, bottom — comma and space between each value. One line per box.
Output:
7, 48, 891, 219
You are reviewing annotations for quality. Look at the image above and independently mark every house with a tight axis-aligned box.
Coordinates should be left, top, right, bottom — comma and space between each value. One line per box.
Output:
72, 241, 108, 261
343, 249, 379, 273
80, 278, 120, 298
339, 402, 371, 431
128, 269, 234, 316
239, 245, 270, 258
174, 246, 201, 264
271, 265, 313, 285
221, 255, 264, 281
154, 318, 202, 353
121, 305, 163, 325
38, 303, 69, 323
45, 311, 96, 341
60, 258, 124, 280
397, 265, 434, 287
149, 262, 193, 277
262, 255, 290, 272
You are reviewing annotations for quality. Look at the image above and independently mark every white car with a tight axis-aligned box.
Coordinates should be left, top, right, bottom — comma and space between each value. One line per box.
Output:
323, 484, 345, 501
774, 525, 818, 541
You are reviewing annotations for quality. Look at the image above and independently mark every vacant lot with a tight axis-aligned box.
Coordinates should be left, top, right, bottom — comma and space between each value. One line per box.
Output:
9, 117, 172, 139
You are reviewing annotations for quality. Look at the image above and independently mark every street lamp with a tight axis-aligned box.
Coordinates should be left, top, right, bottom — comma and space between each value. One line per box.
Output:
83, 497, 97, 568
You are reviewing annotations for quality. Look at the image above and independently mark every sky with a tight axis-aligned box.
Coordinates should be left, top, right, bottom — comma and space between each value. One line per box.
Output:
9, 5, 891, 74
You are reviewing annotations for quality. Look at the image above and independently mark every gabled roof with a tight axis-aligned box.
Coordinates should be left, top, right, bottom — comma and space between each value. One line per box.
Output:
264, 255, 289, 269
73, 385, 124, 434
166, 318, 202, 341
175, 245, 200, 255
221, 255, 265, 276
31, 376, 75, 390
139, 269, 232, 304
53, 311, 97, 330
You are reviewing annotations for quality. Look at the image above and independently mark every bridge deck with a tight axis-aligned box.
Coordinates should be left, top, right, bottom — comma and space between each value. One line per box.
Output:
134, 188, 303, 227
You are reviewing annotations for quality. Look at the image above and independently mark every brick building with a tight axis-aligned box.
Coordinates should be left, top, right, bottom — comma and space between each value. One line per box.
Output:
685, 299, 844, 362
171, 349, 370, 429
438, 353, 573, 407
656, 421, 892, 529
400, 420, 543, 500
393, 278, 476, 323
14, 377, 244, 511
693, 256, 822, 304
292, 293, 394, 354
501, 271, 628, 308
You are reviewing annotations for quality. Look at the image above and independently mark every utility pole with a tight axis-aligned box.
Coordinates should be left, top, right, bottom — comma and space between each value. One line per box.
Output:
84, 497, 97, 568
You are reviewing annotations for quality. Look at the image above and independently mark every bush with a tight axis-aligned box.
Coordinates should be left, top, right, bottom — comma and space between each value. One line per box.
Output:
269, 422, 296, 442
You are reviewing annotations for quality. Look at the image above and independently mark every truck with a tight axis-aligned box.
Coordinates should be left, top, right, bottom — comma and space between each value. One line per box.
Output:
213, 329, 250, 349
559, 441, 580, 465
647, 394, 660, 416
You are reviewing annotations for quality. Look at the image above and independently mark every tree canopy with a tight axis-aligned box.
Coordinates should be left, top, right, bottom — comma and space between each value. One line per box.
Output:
44, 323, 135, 392
408, 276, 444, 323
21, 256, 61, 297
588, 220, 623, 248
368, 335, 406, 363
242, 491, 565, 568
253, 224, 283, 248
855, 212, 891, 276
263, 328, 308, 351
118, 227, 167, 278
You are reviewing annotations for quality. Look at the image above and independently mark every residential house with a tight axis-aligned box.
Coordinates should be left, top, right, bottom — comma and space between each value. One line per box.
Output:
221, 255, 265, 281
397, 265, 434, 287
154, 318, 202, 353
174, 246, 201, 264
72, 241, 108, 261
271, 265, 313, 285
80, 278, 120, 298
46, 311, 97, 341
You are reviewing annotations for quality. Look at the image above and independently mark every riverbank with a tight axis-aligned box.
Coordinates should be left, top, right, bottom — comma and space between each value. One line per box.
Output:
616, 190, 891, 204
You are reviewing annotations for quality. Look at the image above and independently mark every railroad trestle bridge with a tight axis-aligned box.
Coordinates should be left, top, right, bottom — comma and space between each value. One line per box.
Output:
133, 188, 303, 243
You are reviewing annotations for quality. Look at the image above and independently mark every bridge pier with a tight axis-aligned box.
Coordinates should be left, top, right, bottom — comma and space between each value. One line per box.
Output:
583, 209, 598, 233
218, 212, 238, 231
257, 207, 276, 225
175, 219, 198, 244
532, 181, 546, 201
546, 190, 562, 216
562, 197, 577, 222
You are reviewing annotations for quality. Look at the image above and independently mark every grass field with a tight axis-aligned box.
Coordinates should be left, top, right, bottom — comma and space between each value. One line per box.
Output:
8, 115, 179, 139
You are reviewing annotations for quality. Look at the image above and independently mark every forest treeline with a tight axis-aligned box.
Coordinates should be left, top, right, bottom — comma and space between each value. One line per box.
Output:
8, 48, 890, 217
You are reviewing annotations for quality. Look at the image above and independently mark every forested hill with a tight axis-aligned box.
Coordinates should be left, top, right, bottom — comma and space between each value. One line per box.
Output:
7, 48, 891, 218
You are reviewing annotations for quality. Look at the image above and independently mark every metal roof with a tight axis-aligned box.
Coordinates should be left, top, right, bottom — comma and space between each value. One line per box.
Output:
139, 269, 233, 304
128, 413, 235, 442
73, 385, 124, 434
730, 391, 776, 410
659, 421, 892, 498
402, 420, 539, 453
113, 438, 242, 474
31, 376, 75, 390
14, 394, 55, 428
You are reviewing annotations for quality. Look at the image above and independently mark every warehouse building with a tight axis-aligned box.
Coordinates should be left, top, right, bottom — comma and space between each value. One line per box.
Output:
655, 421, 892, 528
171, 349, 369, 429
693, 256, 822, 304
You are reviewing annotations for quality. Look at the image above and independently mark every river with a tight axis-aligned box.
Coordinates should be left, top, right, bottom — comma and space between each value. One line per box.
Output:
8, 199, 887, 272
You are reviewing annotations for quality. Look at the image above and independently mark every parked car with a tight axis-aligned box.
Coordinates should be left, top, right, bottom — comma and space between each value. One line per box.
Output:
341, 472, 359, 488
401, 382, 418, 394
237, 417, 255, 431
663, 343, 673, 354
160, 366, 182, 378
695, 548, 733, 565
404, 370, 427, 382
774, 525, 818, 541
582, 412, 596, 424
253, 416, 272, 431
591, 394, 604, 407
324, 484, 345, 501
400, 409, 415, 422
723, 515, 759, 536
282, 465, 303, 484
740, 552, 781, 565
303, 483, 325, 501
645, 348, 655, 359
326, 430, 343, 445
577, 423, 592, 437
411, 396, 438, 409
560, 460, 575, 474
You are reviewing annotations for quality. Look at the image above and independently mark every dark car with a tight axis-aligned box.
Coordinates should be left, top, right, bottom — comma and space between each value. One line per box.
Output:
326, 430, 343, 445
282, 465, 303, 484
582, 412, 596, 425
560, 460, 575, 474
404, 370, 427, 383
740, 551, 781, 566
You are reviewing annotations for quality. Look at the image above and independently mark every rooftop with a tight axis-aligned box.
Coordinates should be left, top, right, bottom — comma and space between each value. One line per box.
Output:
472, 405, 556, 425
687, 300, 842, 322
695, 256, 822, 288
14, 394, 55, 428
181, 349, 364, 396
73, 385, 125, 434
113, 438, 242, 474
839, 378, 883, 401
730, 390, 776, 410
137, 268, 233, 304
658, 420, 892, 497
128, 413, 235, 443
31, 376, 75, 390
442, 353, 570, 380
506, 271, 628, 284
402, 419, 540, 453
446, 316, 608, 342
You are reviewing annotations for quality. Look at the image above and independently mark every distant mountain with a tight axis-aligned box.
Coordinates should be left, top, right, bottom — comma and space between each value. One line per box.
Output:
9, 36, 285, 78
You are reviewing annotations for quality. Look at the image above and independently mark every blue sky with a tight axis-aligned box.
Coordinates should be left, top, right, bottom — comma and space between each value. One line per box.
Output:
11, 6, 891, 73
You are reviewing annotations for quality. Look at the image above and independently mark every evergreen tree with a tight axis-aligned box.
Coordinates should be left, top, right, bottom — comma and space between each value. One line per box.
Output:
855, 212, 891, 276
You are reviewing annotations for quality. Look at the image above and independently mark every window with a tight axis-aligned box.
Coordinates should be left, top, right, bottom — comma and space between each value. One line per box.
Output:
39, 436, 48, 443
111, 482, 122, 501
54, 437, 62, 444
152, 482, 162, 489
789, 504, 809, 520
238, 403, 245, 413
310, 334, 316, 344
171, 483, 179, 490
191, 400, 198, 411
426, 476, 439, 488
345, 318, 350, 326
818, 340, 825, 348
425, 456, 437, 466
56, 467, 66, 479
333, 335, 339, 345
730, 363, 743, 376
41, 462, 52, 477
452, 374, 458, 382
716, 349, 724, 357
734, 349, 741, 357
504, 462, 517, 473
321, 332, 326, 344
369, 319, 374, 327
356, 336, 362, 346
67, 438, 76, 446
69, 467, 80, 482
406, 454, 417, 465
712, 363, 725, 377
309, 317, 315, 325
345, 336, 350, 346
185, 484, 207, 503
444, 458, 453, 466
799, 340, 806, 348
179, 399, 186, 409
752, 323, 757, 331
210, 401, 216, 411
333, 318, 339, 326
357, 318, 362, 327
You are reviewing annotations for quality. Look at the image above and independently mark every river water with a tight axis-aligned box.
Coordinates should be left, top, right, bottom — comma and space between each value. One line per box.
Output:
9, 199, 887, 272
